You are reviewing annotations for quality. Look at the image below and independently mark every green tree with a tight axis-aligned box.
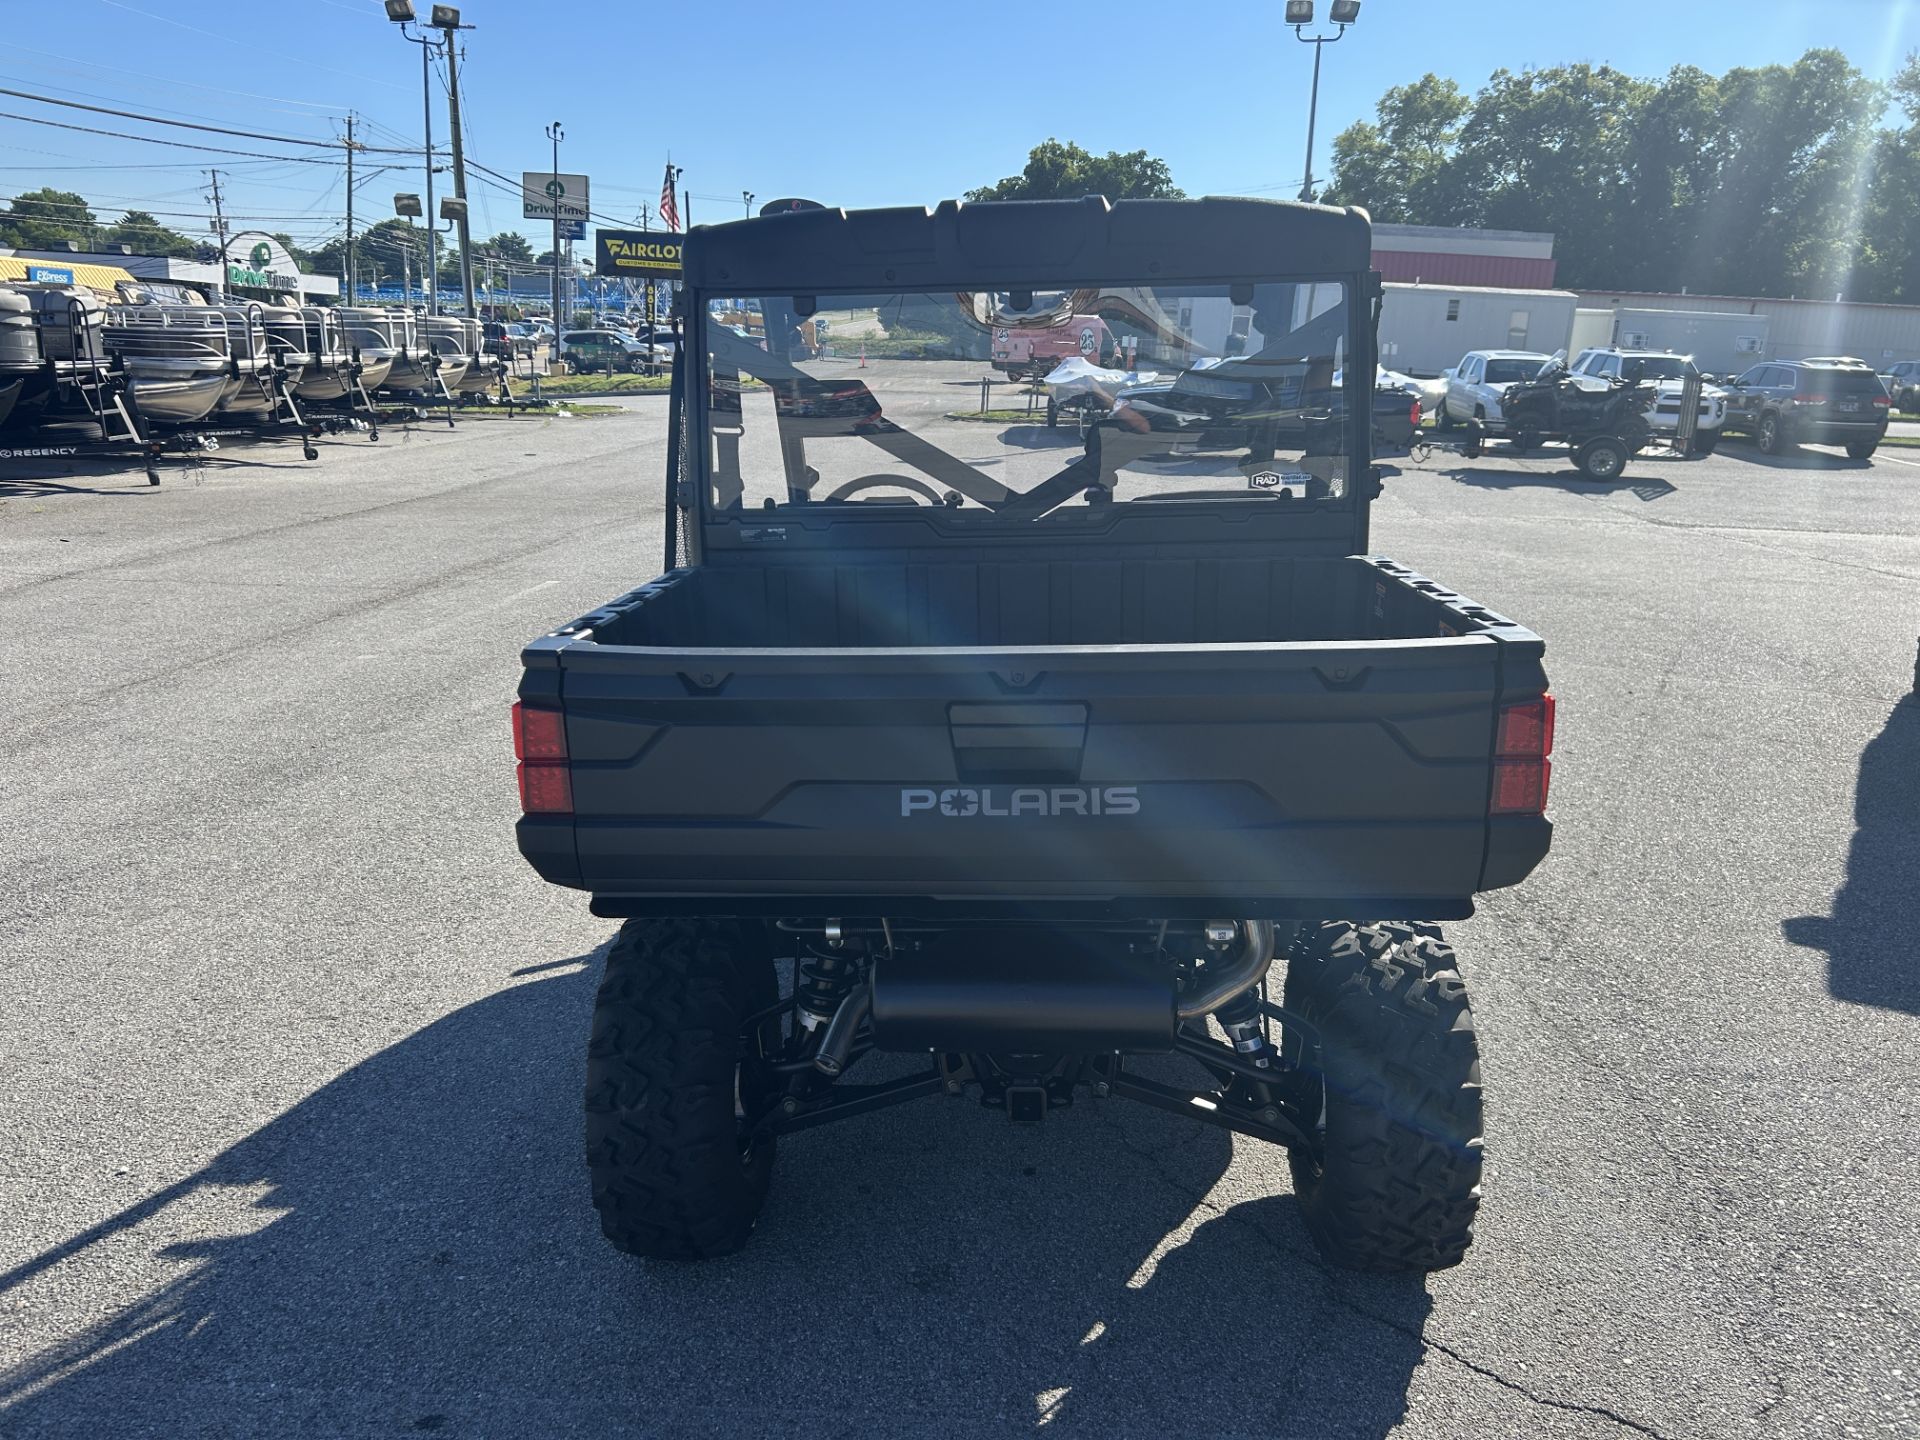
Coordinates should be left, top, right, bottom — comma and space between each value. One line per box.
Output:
1854, 54, 1920, 303
1450, 64, 1655, 291
104, 209, 197, 257
477, 230, 534, 264
268, 232, 313, 269
966, 140, 1184, 202
0, 188, 97, 250
1320, 75, 1472, 222
1320, 47, 1904, 302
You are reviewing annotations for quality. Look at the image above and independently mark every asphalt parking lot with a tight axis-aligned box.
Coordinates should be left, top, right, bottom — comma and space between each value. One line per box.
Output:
3, 396, 1918, 1439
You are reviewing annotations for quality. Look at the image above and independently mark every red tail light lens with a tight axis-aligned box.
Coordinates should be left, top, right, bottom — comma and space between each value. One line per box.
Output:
1410, 399, 1422, 428
1872, 394, 1891, 408
1496, 695, 1555, 757
1792, 392, 1828, 406
1492, 758, 1551, 815
1492, 694, 1554, 815
512, 701, 572, 814
512, 701, 567, 760
518, 762, 573, 814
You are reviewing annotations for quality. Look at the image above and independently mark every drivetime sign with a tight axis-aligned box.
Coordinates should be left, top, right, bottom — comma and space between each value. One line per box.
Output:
595, 230, 682, 279
523, 171, 589, 221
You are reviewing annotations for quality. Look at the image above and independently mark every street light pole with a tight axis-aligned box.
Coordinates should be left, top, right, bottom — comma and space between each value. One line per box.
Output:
387, 14, 444, 313
742, 190, 755, 217
1288, 1, 1361, 202
547, 120, 563, 353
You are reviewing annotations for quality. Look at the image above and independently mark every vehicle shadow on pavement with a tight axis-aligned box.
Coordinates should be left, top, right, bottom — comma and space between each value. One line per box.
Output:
0, 944, 1433, 1438
1783, 696, 1920, 1013
1437, 463, 1676, 502
1715, 447, 1873, 471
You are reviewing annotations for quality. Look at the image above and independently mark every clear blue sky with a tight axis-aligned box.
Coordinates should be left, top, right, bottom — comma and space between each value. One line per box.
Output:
2, 0, 1916, 258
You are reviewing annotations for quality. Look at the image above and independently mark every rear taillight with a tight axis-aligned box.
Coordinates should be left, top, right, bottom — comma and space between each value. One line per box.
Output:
512, 701, 572, 814
1410, 399, 1423, 428
1792, 392, 1828, 406
1872, 394, 1891, 408
1492, 694, 1555, 816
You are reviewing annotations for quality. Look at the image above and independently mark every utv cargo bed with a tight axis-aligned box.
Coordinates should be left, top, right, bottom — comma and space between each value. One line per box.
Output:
517, 553, 1549, 918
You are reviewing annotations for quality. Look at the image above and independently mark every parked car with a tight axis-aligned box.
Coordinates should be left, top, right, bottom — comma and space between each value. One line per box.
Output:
480, 321, 534, 360
1436, 350, 1553, 431
1569, 348, 1726, 454
559, 328, 658, 373
1878, 359, 1920, 409
1719, 358, 1891, 458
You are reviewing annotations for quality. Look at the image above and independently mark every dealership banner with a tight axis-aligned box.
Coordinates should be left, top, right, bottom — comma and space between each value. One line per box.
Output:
595, 229, 682, 279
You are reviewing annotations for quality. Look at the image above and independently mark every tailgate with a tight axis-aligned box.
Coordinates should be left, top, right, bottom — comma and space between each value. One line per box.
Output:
520, 633, 1547, 918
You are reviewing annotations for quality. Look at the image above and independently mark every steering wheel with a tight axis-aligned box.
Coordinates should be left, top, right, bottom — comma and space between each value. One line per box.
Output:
824, 474, 946, 505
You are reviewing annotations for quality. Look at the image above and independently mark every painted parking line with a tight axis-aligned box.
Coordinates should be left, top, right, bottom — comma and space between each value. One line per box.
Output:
1877, 452, 1920, 468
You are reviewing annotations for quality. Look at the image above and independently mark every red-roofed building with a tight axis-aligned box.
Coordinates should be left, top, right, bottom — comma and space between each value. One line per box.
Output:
1371, 223, 1557, 290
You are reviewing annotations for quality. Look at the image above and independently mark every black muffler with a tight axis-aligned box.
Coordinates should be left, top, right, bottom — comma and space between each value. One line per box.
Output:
869, 928, 1176, 1054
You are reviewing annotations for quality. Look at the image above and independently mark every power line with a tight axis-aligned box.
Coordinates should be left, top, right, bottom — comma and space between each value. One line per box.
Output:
0, 85, 419, 154
0, 109, 349, 163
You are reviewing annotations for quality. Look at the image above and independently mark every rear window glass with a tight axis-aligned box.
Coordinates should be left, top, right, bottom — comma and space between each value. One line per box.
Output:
1805, 368, 1884, 393
1483, 358, 1544, 384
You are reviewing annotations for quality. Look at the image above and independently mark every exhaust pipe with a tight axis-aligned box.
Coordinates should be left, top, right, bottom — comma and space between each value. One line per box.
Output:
1175, 920, 1277, 1021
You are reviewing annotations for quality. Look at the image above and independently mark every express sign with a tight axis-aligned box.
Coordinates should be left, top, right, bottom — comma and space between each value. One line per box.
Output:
594, 230, 682, 278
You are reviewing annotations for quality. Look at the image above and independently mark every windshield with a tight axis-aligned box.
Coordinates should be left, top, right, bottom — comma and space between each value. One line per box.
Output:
1484, 358, 1546, 384
1624, 356, 1696, 381
703, 281, 1353, 523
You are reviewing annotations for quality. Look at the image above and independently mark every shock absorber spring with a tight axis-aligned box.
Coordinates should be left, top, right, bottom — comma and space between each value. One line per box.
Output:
796, 949, 857, 1035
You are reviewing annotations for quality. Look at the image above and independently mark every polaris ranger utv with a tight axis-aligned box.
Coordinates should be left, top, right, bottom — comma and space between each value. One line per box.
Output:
513, 197, 1554, 1271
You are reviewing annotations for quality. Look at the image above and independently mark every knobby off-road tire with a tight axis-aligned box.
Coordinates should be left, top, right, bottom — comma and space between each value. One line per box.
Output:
1282, 921, 1484, 1272
585, 918, 780, 1260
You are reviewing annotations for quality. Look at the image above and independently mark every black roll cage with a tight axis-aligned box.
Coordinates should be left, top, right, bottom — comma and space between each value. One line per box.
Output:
663, 195, 1382, 567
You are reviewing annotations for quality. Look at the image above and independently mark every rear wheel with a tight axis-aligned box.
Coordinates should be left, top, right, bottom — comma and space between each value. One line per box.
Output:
1758, 411, 1789, 455
584, 918, 781, 1259
1435, 401, 1454, 432
1846, 440, 1879, 460
1574, 435, 1628, 480
1283, 922, 1484, 1272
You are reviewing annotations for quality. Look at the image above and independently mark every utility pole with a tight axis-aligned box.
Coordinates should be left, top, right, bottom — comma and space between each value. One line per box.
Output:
546, 120, 563, 359
439, 11, 477, 317
421, 37, 437, 313
683, 189, 692, 229
344, 113, 357, 303
206, 168, 228, 252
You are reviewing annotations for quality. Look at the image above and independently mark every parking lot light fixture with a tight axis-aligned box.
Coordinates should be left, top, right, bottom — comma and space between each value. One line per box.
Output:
429, 4, 460, 26
393, 192, 423, 217
1291, 0, 1360, 202
383, 0, 415, 20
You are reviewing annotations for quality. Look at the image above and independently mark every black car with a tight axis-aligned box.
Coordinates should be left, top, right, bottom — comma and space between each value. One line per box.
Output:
1721, 359, 1891, 459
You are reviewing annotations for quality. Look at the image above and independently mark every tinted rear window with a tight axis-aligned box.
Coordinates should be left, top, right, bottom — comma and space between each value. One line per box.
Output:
1803, 368, 1884, 394
1484, 358, 1544, 383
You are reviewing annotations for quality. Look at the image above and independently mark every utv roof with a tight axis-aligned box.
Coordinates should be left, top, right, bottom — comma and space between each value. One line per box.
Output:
679, 196, 1373, 294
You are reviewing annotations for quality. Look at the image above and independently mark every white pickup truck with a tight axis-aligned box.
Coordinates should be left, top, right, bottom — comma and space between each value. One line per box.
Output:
1436, 350, 1553, 432
1569, 348, 1726, 454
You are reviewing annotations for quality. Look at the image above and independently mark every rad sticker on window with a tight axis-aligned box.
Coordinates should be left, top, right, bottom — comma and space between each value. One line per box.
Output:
1248, 471, 1312, 490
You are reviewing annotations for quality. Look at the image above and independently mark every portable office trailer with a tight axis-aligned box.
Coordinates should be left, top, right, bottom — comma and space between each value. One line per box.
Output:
1378, 282, 1579, 376
1608, 308, 1769, 378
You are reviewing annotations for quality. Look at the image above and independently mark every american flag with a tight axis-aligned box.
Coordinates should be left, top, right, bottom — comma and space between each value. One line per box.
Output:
659, 162, 680, 232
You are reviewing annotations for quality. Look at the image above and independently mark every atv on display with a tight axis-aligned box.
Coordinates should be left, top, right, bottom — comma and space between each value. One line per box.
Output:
1482, 361, 1658, 480
513, 196, 1555, 1272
